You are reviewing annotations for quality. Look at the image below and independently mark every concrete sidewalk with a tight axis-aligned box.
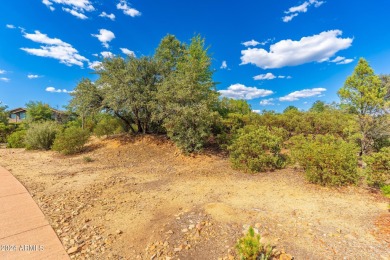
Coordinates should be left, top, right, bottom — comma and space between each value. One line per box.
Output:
0, 166, 69, 260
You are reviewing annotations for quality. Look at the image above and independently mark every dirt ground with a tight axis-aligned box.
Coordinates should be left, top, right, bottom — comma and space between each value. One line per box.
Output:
0, 135, 389, 260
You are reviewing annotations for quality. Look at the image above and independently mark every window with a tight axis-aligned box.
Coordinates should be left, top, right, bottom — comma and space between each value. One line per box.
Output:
10, 114, 16, 119
19, 112, 26, 119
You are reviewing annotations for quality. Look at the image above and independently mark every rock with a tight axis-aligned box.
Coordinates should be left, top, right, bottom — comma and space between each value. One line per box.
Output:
260, 237, 268, 245
345, 234, 357, 240
67, 246, 80, 254
116, 230, 123, 235
279, 253, 293, 260
166, 230, 174, 234
188, 224, 195, 230
181, 228, 188, 233
174, 247, 182, 252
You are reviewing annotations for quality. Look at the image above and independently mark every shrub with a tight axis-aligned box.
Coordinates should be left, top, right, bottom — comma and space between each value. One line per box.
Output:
83, 156, 94, 163
7, 130, 26, 148
52, 126, 90, 155
228, 126, 287, 173
364, 147, 390, 187
164, 105, 217, 153
236, 226, 272, 260
25, 121, 59, 150
93, 116, 123, 137
290, 134, 359, 186
381, 185, 390, 198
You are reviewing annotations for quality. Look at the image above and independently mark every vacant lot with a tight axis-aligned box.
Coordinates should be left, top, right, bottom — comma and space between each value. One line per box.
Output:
0, 136, 389, 259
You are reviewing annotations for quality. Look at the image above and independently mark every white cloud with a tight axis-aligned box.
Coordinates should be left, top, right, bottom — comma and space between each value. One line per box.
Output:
242, 39, 272, 47
46, 86, 73, 93
220, 60, 228, 69
101, 51, 114, 58
6, 24, 15, 29
21, 30, 89, 67
330, 56, 354, 65
42, 0, 94, 17
279, 88, 326, 101
0, 70, 5, 74
282, 13, 298, 22
254, 73, 276, 80
120, 48, 135, 57
92, 29, 115, 48
0, 77, 10, 82
99, 12, 115, 21
42, 0, 55, 11
336, 58, 354, 65
241, 30, 352, 69
242, 40, 260, 47
277, 75, 292, 79
62, 7, 88, 19
219, 84, 273, 100
283, 0, 325, 22
260, 98, 275, 106
42, 0, 94, 11
117, 0, 141, 17
27, 74, 42, 79
88, 61, 102, 70
286, 2, 310, 13
252, 110, 261, 113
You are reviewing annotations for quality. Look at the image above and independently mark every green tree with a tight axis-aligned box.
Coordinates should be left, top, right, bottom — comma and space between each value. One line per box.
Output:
26, 101, 53, 122
283, 105, 298, 113
309, 100, 327, 113
154, 34, 186, 78
157, 35, 219, 152
69, 78, 103, 129
380, 74, 390, 101
0, 102, 8, 124
338, 58, 388, 155
217, 97, 252, 117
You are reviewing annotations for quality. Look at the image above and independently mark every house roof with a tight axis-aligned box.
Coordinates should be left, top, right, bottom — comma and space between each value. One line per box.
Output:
9, 107, 66, 114
9, 107, 26, 114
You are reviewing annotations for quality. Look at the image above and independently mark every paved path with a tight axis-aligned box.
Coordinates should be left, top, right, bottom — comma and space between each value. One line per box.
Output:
0, 166, 69, 260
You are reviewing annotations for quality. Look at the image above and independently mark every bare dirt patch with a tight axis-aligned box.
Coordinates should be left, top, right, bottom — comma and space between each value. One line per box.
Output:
0, 135, 389, 259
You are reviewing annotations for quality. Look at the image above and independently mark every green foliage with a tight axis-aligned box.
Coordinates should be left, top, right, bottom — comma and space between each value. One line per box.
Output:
364, 147, 390, 187
309, 100, 327, 113
26, 101, 53, 122
158, 35, 219, 152
165, 105, 218, 153
338, 58, 388, 155
52, 126, 90, 155
228, 126, 287, 173
290, 134, 359, 186
69, 78, 103, 128
93, 114, 123, 137
283, 105, 298, 113
6, 130, 26, 148
236, 227, 272, 260
380, 185, 390, 198
0, 103, 8, 125
25, 121, 60, 150
217, 97, 252, 118
83, 156, 94, 163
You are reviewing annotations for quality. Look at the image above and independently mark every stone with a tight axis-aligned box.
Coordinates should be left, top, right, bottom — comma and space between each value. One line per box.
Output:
116, 230, 123, 235
279, 253, 293, 260
67, 246, 80, 254
166, 230, 174, 234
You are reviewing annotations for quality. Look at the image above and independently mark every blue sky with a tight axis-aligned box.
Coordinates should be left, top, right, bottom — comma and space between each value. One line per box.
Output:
1, 0, 390, 112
